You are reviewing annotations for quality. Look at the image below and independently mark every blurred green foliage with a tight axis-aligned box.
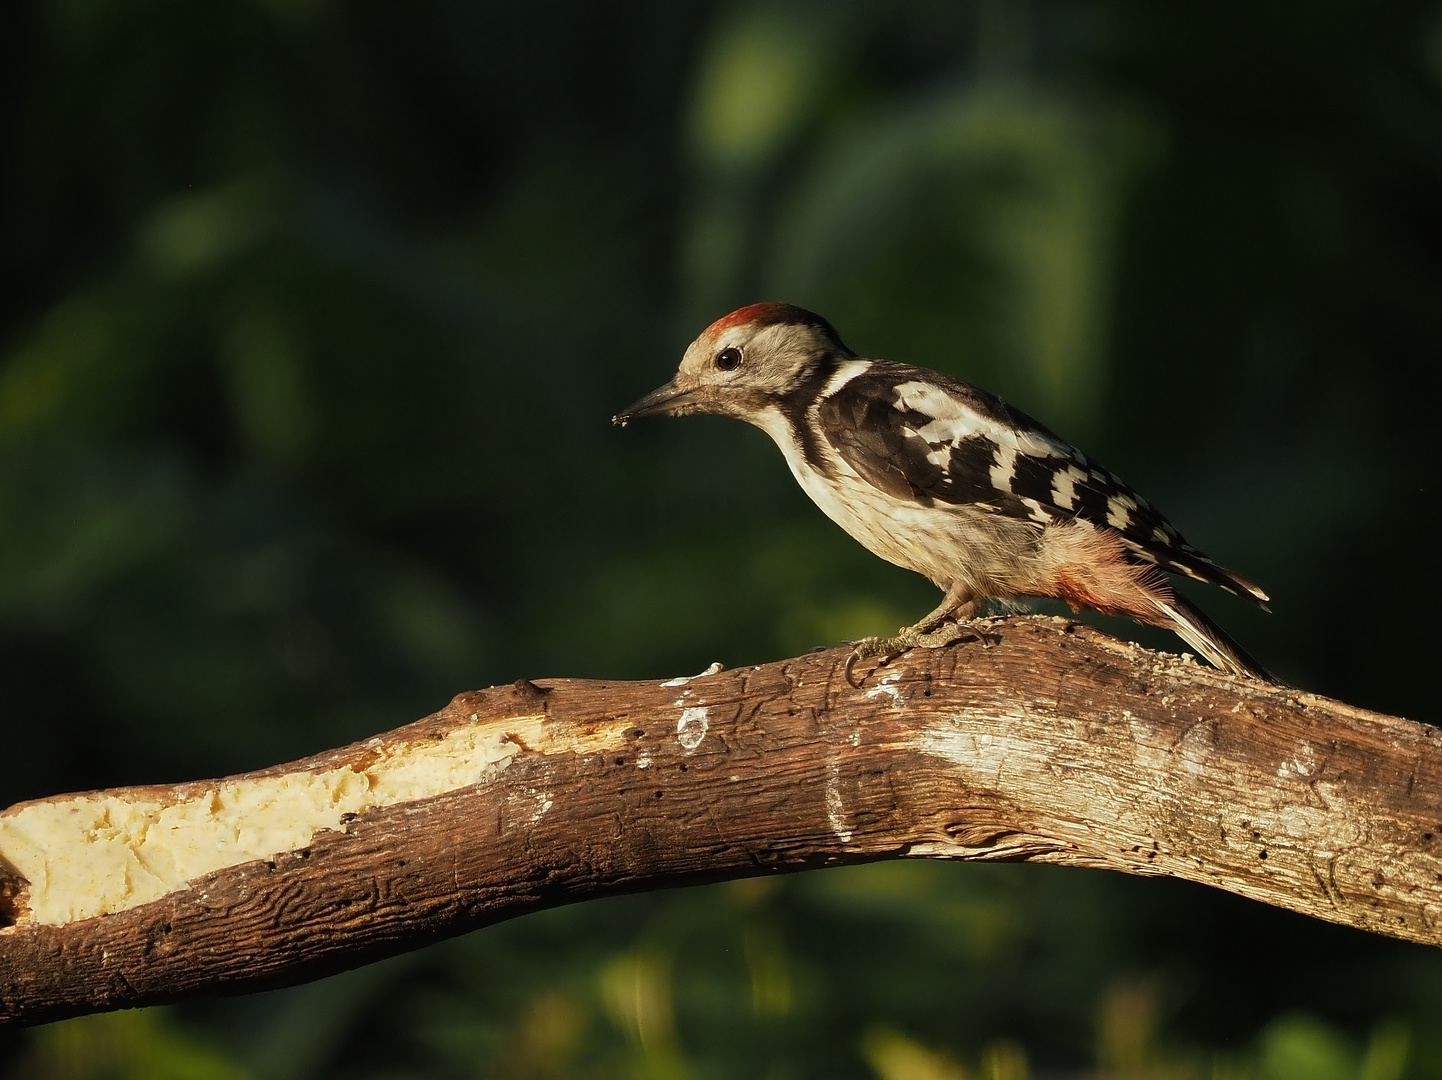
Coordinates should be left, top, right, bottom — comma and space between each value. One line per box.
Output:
3, 0, 1442, 1075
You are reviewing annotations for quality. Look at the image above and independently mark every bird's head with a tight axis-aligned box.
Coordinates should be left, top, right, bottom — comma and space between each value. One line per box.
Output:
613, 303, 854, 426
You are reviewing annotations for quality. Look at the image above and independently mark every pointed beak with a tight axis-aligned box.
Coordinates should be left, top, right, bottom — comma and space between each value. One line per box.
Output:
612, 378, 704, 426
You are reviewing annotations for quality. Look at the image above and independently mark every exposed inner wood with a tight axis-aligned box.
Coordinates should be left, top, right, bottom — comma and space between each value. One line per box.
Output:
1, 615, 1438, 1028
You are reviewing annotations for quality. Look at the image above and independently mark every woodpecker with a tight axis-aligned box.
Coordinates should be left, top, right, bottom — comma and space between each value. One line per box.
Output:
614, 302, 1276, 683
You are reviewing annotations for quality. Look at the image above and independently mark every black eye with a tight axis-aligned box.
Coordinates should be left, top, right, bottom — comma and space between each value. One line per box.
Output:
714, 347, 742, 371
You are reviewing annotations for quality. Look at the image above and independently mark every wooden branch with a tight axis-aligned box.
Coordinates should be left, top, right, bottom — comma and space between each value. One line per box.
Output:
1, 615, 1439, 1027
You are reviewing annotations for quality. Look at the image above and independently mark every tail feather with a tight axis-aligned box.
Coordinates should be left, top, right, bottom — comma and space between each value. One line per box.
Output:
1152, 594, 1281, 685
1137, 545, 1272, 611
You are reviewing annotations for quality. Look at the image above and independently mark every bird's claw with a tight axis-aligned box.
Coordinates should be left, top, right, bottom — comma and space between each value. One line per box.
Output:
843, 620, 993, 687
842, 636, 898, 688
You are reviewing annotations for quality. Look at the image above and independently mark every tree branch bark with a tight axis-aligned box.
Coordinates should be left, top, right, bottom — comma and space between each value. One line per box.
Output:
2, 615, 1439, 1027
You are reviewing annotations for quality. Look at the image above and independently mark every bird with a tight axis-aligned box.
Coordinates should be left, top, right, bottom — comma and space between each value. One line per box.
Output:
613, 302, 1276, 684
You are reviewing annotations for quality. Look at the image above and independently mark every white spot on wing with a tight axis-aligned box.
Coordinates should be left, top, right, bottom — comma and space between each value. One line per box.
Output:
1021, 496, 1050, 523
1051, 465, 1086, 509
893, 381, 970, 421
889, 383, 983, 446
1106, 497, 1133, 530
915, 417, 973, 444
990, 444, 1017, 492
892, 380, 1064, 461
1016, 431, 1063, 458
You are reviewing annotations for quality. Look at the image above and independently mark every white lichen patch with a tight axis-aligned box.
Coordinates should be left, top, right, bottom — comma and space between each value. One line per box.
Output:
677, 707, 709, 751
825, 762, 851, 843
1277, 741, 1316, 780
865, 671, 903, 703
0, 719, 543, 927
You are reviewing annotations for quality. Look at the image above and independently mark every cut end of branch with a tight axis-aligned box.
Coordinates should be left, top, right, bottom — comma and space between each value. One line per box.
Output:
0, 722, 531, 927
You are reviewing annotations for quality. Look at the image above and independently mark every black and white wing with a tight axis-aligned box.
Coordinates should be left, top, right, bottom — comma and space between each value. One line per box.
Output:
815, 362, 1269, 607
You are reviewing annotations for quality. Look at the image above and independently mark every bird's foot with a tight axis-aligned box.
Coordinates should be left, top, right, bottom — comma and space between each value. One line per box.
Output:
843, 620, 992, 687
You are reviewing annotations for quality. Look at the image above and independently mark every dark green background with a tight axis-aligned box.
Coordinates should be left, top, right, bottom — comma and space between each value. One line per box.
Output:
3, 1, 1441, 1076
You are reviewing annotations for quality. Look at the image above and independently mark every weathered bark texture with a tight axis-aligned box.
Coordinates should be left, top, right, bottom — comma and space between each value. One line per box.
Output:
1, 615, 1439, 1027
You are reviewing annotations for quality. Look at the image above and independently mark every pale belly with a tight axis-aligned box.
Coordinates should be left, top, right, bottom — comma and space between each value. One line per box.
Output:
756, 416, 1039, 596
